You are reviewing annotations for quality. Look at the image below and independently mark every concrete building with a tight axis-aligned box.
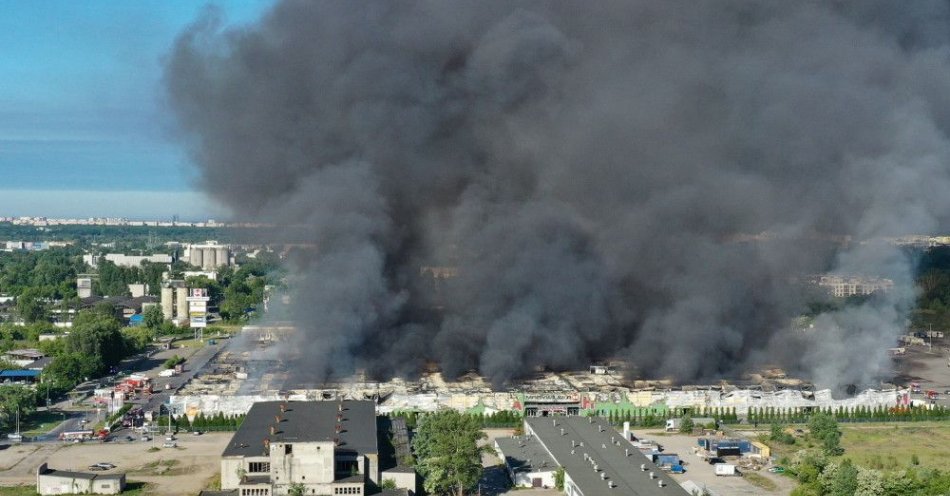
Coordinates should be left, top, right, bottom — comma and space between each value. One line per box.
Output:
77, 277, 93, 298
36, 463, 125, 495
817, 275, 894, 298
218, 400, 387, 496
494, 435, 557, 488
128, 283, 149, 298
160, 280, 190, 323
496, 417, 690, 496
186, 242, 232, 270
84, 253, 173, 269
4, 348, 45, 367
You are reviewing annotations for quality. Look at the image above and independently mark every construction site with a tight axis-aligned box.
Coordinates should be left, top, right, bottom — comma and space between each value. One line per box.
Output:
166, 325, 937, 422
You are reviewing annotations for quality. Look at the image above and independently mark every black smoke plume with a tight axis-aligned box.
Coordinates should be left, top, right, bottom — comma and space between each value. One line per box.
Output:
165, 1, 950, 388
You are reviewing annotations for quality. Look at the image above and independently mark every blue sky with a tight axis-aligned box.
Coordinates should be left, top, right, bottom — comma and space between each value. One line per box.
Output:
0, 0, 273, 219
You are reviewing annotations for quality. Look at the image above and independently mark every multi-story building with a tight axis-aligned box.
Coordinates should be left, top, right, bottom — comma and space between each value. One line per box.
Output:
218, 400, 381, 496
817, 275, 894, 298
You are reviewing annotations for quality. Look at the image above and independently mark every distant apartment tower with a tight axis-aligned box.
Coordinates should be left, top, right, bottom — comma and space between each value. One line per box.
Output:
185, 242, 232, 270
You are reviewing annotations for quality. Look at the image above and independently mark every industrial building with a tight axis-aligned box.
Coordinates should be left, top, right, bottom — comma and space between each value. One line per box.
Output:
160, 280, 190, 323
185, 242, 232, 270
36, 463, 125, 495
216, 400, 410, 496
495, 416, 689, 495
83, 253, 173, 269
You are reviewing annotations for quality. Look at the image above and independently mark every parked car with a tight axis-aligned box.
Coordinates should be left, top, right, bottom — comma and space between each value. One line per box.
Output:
95, 463, 116, 469
163, 441, 177, 448
88, 465, 106, 471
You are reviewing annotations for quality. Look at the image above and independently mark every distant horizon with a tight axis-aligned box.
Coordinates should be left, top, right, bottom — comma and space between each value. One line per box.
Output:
0, 188, 230, 221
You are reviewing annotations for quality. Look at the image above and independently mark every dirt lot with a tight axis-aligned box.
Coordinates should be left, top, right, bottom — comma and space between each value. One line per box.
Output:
0, 432, 229, 495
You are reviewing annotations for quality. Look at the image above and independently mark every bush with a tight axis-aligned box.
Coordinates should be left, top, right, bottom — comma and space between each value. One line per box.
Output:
163, 355, 185, 369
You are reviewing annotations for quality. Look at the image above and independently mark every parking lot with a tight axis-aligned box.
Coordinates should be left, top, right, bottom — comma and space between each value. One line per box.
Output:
630, 429, 796, 496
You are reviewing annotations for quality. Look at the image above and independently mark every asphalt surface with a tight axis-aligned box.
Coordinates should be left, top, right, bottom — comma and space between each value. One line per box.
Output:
13, 338, 226, 445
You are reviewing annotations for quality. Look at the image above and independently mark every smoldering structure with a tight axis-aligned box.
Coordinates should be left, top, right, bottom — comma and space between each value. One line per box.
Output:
165, 1, 950, 388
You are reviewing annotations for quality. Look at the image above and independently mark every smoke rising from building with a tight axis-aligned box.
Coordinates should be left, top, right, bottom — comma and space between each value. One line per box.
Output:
165, 1, 950, 388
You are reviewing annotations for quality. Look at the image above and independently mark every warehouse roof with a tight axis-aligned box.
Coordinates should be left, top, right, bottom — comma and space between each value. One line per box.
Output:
526, 416, 689, 496
223, 400, 377, 457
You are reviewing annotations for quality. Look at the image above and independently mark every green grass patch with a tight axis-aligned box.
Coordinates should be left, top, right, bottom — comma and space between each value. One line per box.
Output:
20, 411, 65, 436
0, 486, 39, 496
834, 422, 950, 471
743, 472, 779, 492
172, 338, 205, 349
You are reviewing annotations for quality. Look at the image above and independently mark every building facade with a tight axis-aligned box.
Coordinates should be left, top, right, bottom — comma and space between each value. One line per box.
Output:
37, 464, 125, 495
220, 401, 380, 496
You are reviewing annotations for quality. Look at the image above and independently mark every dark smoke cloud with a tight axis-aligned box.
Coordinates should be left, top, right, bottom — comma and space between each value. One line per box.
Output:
165, 1, 950, 388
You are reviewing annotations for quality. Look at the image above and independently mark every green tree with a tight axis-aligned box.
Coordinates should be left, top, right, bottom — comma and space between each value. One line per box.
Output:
554, 466, 565, 491
143, 305, 165, 330
288, 482, 306, 496
808, 412, 843, 456
0, 386, 37, 430
679, 415, 694, 433
15, 288, 48, 323
770, 423, 795, 444
122, 326, 153, 353
65, 310, 126, 368
413, 410, 486, 496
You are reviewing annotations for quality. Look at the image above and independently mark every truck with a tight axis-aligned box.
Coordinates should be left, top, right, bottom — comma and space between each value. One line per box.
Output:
715, 463, 737, 476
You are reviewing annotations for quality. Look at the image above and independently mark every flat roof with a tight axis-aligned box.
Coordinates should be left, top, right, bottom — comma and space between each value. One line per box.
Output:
0, 370, 40, 378
526, 417, 689, 496
39, 468, 123, 482
223, 400, 377, 457
496, 435, 557, 474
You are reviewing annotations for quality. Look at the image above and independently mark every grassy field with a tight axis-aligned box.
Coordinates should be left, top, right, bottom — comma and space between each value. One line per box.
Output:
20, 412, 65, 436
834, 422, 950, 470
762, 421, 950, 471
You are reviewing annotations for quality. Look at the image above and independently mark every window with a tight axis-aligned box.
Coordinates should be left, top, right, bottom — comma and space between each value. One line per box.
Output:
333, 488, 363, 495
285, 444, 293, 455
248, 462, 271, 473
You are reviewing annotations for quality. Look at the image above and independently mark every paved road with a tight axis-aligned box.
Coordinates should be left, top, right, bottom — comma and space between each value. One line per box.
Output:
133, 339, 225, 415
16, 339, 226, 445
